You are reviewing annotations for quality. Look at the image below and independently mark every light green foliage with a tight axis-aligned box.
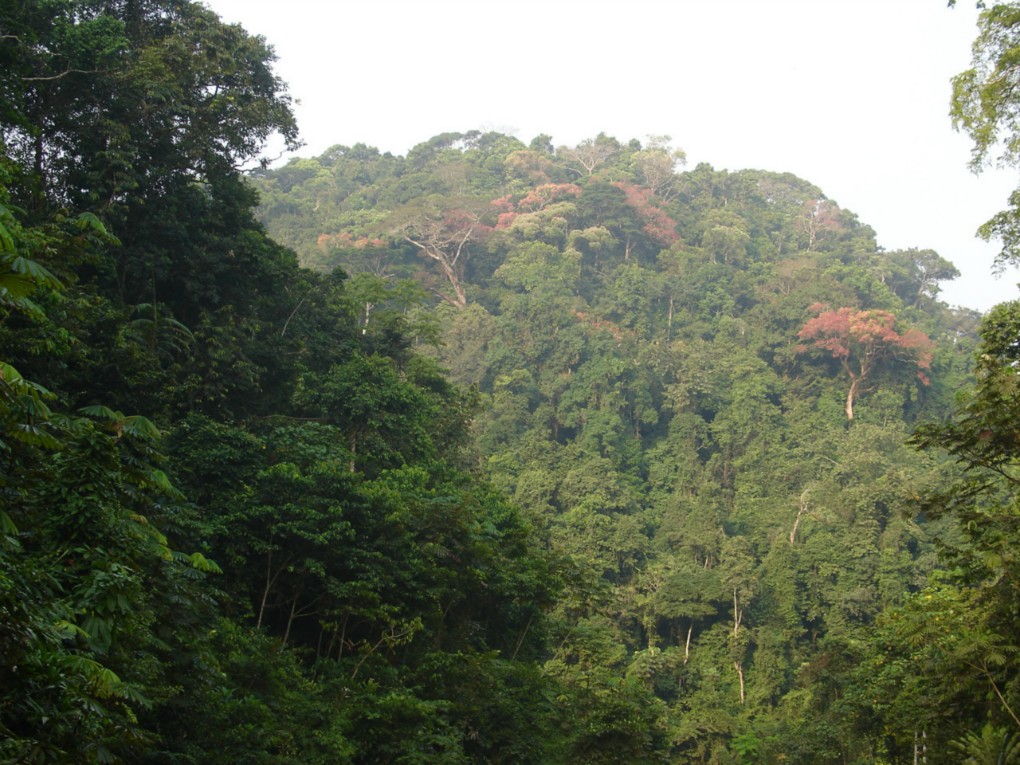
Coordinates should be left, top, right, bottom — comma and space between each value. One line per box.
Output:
952, 5, 1020, 171
952, 4, 1020, 267
951, 724, 1020, 764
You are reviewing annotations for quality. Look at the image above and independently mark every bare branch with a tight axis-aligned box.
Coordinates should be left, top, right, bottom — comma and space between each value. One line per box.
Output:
22, 68, 99, 82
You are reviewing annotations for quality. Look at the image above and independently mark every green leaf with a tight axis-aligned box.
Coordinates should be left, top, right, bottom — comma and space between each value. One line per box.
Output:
78, 404, 125, 421
73, 211, 109, 236
10, 255, 61, 289
0, 361, 24, 385
0, 215, 14, 253
11, 422, 61, 449
144, 468, 176, 493
187, 551, 223, 574
53, 619, 90, 640
121, 415, 161, 440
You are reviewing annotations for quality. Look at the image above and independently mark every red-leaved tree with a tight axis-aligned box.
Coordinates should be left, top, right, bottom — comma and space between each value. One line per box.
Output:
797, 304, 934, 420
613, 182, 679, 248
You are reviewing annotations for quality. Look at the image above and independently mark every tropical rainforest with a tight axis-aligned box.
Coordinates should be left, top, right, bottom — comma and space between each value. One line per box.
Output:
3, 1, 1020, 763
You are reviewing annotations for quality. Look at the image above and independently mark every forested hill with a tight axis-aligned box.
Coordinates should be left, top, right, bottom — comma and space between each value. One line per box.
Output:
246, 132, 1005, 762
4, 1, 1020, 763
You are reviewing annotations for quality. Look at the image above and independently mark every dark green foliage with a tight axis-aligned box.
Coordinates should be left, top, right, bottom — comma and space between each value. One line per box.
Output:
0, 2, 562, 762
2, 0, 1011, 759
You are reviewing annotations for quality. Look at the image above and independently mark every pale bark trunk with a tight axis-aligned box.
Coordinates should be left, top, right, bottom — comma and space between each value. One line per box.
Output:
403, 225, 473, 309
790, 490, 809, 545
845, 375, 860, 421
362, 301, 373, 334
433, 257, 467, 308
733, 589, 742, 634
733, 589, 745, 703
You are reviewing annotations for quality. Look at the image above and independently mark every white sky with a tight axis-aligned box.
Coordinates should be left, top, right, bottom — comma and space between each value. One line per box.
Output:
204, 0, 1020, 312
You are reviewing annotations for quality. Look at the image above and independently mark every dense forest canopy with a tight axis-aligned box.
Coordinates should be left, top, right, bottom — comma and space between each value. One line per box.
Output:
2, 1, 1020, 763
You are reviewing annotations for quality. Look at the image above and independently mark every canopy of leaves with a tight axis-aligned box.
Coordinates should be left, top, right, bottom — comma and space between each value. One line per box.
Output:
251, 125, 986, 762
0, 0, 1008, 760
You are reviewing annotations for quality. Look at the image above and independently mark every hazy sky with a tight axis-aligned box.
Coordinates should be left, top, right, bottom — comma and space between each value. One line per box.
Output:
204, 0, 1019, 311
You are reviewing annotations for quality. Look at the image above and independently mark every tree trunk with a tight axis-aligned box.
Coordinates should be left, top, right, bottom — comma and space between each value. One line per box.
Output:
283, 595, 298, 646
433, 255, 467, 308
512, 611, 535, 660
362, 301, 373, 334
257, 544, 283, 629
790, 489, 810, 545
845, 375, 861, 421
336, 614, 349, 660
403, 228, 472, 309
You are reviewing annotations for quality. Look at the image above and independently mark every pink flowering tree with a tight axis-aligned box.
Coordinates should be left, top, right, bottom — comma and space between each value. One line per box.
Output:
613, 182, 679, 249
797, 304, 934, 420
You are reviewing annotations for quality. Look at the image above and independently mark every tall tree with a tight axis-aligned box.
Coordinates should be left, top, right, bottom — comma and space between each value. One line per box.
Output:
630, 135, 686, 202
1, 0, 299, 211
390, 197, 487, 308
558, 133, 622, 177
952, 3, 1020, 268
895, 301, 1020, 748
797, 305, 934, 420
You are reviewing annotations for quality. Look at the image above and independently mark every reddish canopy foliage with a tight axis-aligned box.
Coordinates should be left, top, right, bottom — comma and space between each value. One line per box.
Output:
490, 195, 514, 213
503, 149, 555, 183
613, 182, 679, 247
495, 212, 517, 229
317, 232, 385, 251
518, 183, 581, 212
797, 305, 934, 419
491, 184, 582, 230
797, 200, 845, 249
798, 305, 933, 382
